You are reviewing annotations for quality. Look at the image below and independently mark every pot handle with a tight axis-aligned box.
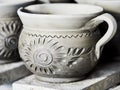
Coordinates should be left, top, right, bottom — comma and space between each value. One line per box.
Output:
85, 13, 117, 59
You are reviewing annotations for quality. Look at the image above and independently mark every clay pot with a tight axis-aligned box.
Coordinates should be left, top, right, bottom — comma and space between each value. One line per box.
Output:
75, 0, 120, 20
0, 0, 36, 64
75, 0, 120, 60
18, 4, 117, 83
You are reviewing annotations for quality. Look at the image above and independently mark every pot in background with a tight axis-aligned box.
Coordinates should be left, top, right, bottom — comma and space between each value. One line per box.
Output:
75, 0, 120, 20
75, 0, 120, 60
0, 0, 36, 64
18, 4, 117, 83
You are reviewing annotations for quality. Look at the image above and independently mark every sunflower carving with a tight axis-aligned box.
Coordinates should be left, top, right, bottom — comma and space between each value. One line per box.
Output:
0, 20, 22, 58
23, 38, 66, 74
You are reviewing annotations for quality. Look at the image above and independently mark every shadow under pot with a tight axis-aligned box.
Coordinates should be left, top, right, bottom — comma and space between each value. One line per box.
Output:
18, 4, 117, 83
37, 0, 74, 3
0, 0, 36, 64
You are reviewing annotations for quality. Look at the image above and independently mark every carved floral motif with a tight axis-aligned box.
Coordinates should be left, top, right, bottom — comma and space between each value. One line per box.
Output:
0, 19, 22, 58
65, 47, 93, 67
23, 37, 66, 74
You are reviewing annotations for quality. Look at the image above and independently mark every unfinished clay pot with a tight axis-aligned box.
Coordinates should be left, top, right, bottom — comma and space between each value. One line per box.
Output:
0, 0, 36, 64
18, 4, 117, 83
75, 0, 120, 60
75, 0, 120, 20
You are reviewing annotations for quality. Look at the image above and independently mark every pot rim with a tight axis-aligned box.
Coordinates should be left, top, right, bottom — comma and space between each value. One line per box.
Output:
17, 3, 103, 18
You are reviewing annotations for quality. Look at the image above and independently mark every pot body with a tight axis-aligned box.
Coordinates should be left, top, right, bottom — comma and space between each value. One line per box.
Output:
19, 26, 100, 82
18, 4, 117, 83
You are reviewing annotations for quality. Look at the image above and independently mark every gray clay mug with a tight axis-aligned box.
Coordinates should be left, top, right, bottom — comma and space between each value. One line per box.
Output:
18, 4, 117, 83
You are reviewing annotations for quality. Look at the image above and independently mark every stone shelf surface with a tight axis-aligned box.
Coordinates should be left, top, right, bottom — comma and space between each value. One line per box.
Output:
0, 61, 31, 85
109, 84, 120, 90
13, 59, 120, 90
0, 83, 12, 90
